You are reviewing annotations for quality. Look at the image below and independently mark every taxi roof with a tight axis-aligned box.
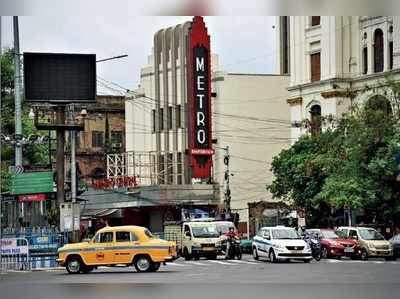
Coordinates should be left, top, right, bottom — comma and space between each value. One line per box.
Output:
96, 225, 147, 233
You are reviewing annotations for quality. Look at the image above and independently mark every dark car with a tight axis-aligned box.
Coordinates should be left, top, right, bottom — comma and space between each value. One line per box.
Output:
390, 234, 400, 258
307, 229, 357, 259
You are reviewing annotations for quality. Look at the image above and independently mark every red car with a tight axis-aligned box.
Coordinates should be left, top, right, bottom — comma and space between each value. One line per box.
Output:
307, 229, 357, 259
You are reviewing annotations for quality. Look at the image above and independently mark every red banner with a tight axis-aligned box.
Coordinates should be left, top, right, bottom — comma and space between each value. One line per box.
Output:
90, 176, 138, 190
18, 193, 46, 202
187, 16, 214, 179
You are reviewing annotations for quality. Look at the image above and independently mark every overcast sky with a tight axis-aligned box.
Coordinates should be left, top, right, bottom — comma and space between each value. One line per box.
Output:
1, 16, 276, 95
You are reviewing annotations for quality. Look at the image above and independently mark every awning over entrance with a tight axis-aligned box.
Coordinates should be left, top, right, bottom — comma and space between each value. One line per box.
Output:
81, 208, 122, 219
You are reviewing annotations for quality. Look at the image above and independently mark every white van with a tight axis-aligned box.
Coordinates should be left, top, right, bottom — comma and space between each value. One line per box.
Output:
252, 226, 312, 263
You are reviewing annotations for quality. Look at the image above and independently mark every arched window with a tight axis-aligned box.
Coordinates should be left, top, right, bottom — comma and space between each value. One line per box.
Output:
365, 95, 392, 116
310, 105, 322, 137
389, 26, 394, 70
362, 47, 368, 74
374, 29, 384, 73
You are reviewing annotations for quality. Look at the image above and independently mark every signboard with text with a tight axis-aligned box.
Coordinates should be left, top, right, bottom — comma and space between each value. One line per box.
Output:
187, 16, 213, 179
0, 238, 29, 255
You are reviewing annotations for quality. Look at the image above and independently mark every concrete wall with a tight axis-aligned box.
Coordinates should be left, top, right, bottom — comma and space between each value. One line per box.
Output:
212, 73, 291, 222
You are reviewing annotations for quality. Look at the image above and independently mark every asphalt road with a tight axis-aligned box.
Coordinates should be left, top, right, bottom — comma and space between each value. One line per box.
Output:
1, 255, 400, 299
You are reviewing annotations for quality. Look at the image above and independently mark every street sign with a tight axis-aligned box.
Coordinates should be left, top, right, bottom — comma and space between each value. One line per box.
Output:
11, 171, 53, 195
9, 165, 24, 174
0, 238, 29, 255
18, 193, 46, 202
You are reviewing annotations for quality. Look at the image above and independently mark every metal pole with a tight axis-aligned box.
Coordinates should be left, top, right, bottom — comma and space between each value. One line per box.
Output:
224, 146, 231, 214
70, 106, 77, 241
56, 106, 65, 206
13, 16, 22, 166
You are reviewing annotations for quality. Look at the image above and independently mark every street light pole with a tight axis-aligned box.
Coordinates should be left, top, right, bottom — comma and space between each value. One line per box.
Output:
13, 16, 22, 167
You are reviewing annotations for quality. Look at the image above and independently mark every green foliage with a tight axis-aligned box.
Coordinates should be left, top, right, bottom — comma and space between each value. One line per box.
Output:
268, 78, 400, 224
1, 48, 50, 193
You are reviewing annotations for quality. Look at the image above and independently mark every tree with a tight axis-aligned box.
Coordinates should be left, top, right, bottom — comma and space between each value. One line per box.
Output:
268, 78, 400, 227
1, 48, 50, 193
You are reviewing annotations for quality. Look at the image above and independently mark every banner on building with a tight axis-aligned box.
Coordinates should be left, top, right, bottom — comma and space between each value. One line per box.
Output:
187, 16, 213, 179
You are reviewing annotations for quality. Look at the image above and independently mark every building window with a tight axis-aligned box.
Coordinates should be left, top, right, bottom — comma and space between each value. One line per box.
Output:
389, 41, 393, 70
177, 152, 183, 185
311, 16, 320, 27
167, 153, 173, 184
168, 106, 173, 130
310, 105, 322, 137
152, 109, 156, 132
310, 52, 321, 82
282, 16, 290, 74
159, 154, 165, 184
176, 105, 182, 128
111, 131, 123, 148
374, 28, 384, 73
160, 108, 164, 131
363, 47, 368, 74
92, 131, 104, 147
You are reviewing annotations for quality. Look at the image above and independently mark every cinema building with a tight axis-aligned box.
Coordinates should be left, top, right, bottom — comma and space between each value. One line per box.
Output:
118, 17, 292, 234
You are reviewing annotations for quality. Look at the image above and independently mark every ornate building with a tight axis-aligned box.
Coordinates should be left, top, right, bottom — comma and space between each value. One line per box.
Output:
276, 16, 400, 141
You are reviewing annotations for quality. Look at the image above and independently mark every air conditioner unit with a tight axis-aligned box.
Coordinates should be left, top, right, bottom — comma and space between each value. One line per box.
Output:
112, 143, 122, 148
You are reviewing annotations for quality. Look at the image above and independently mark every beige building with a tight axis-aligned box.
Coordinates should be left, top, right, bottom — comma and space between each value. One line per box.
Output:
212, 72, 291, 222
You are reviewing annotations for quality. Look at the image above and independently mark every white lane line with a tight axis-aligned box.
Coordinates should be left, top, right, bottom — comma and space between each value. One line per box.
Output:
185, 261, 209, 266
207, 260, 239, 266
166, 263, 187, 267
228, 260, 258, 265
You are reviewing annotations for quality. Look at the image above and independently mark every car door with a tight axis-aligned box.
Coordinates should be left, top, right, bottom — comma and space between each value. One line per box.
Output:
86, 231, 115, 265
262, 229, 272, 255
114, 231, 139, 264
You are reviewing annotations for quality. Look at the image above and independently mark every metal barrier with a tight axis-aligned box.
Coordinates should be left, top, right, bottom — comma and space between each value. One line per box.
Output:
0, 238, 30, 271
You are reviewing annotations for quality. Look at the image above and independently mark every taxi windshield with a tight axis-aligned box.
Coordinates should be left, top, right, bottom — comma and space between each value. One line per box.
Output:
359, 229, 385, 240
321, 230, 339, 239
191, 224, 219, 238
272, 229, 300, 240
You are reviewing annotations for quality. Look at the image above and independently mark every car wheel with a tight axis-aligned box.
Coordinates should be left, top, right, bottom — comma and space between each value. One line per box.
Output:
149, 262, 161, 272
385, 256, 395, 262
269, 249, 277, 263
134, 255, 152, 273
321, 247, 329, 259
236, 251, 242, 260
360, 249, 368, 261
252, 247, 259, 260
66, 256, 83, 274
81, 266, 94, 274
183, 248, 192, 261
208, 253, 217, 260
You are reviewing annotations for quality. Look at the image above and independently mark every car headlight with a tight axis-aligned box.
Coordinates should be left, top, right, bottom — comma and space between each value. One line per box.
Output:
274, 243, 284, 249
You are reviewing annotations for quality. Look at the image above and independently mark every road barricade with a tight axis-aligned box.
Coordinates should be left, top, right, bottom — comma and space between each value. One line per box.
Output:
0, 238, 30, 271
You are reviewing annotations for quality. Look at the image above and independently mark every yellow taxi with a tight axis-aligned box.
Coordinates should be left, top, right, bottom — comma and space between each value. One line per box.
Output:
57, 225, 177, 274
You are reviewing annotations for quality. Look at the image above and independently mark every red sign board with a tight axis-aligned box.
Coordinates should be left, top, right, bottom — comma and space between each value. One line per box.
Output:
187, 16, 214, 179
18, 193, 46, 202
90, 176, 138, 190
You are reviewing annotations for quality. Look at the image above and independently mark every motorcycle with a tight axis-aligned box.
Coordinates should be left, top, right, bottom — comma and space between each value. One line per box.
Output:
303, 234, 322, 261
224, 237, 242, 260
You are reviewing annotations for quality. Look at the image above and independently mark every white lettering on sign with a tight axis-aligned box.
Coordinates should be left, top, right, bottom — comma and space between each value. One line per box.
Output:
197, 112, 205, 127
197, 75, 205, 91
197, 130, 206, 144
196, 57, 205, 71
197, 94, 204, 109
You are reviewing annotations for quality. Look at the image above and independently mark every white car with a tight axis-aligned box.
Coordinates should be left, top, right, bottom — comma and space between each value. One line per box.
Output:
252, 226, 312, 263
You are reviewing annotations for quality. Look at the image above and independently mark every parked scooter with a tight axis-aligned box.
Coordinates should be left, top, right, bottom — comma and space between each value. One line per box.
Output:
303, 233, 322, 261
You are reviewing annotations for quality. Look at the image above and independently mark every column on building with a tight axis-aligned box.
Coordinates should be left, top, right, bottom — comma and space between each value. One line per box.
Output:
287, 97, 303, 143
393, 16, 400, 69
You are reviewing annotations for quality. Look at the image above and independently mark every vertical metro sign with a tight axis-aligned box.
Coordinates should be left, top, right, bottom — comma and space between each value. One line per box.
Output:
188, 16, 214, 179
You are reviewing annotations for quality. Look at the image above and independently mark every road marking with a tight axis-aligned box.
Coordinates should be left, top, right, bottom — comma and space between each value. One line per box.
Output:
228, 260, 258, 265
207, 260, 239, 266
166, 263, 187, 267
185, 261, 209, 266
